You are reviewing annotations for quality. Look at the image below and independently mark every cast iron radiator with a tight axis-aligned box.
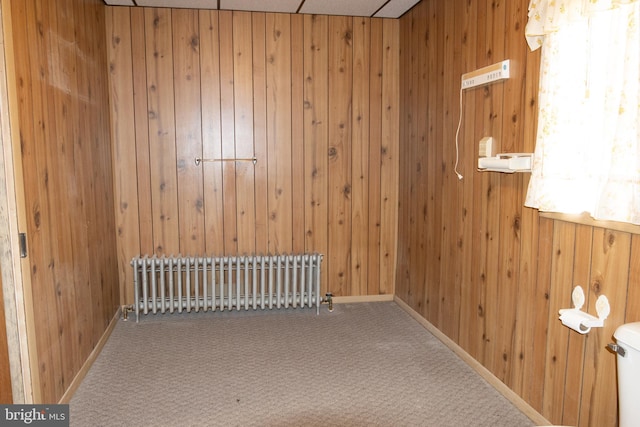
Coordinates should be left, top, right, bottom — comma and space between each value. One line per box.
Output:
131, 254, 324, 322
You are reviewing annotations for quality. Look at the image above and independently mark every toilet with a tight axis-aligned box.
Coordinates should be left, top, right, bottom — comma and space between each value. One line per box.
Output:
610, 322, 640, 427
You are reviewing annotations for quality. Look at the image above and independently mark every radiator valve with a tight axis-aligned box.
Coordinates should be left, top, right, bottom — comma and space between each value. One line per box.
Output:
324, 293, 333, 312
122, 305, 134, 321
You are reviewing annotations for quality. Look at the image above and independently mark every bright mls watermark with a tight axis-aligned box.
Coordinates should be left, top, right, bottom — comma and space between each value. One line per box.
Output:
0, 405, 68, 426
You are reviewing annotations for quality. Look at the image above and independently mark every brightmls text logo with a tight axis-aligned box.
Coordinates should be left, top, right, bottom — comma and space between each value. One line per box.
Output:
0, 405, 68, 426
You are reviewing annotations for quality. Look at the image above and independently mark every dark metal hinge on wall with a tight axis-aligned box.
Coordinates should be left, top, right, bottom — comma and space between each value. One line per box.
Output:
19, 233, 27, 258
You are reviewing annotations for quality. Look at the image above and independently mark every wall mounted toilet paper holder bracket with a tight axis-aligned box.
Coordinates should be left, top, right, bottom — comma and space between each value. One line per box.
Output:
558, 285, 610, 333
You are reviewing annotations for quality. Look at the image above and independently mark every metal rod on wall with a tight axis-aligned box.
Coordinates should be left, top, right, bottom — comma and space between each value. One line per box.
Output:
195, 157, 257, 166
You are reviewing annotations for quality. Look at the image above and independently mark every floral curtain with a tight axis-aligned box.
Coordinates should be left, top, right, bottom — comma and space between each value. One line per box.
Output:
524, 0, 640, 225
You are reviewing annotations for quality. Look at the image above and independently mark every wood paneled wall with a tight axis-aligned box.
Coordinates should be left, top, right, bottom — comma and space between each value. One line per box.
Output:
397, 1, 640, 426
6, 0, 119, 403
106, 7, 400, 304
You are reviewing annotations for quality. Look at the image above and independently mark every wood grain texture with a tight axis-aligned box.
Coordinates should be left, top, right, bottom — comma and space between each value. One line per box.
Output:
398, 1, 639, 426
543, 221, 576, 421
529, 216, 553, 409
266, 12, 293, 255
4, 0, 636, 418
627, 235, 640, 322
425, 0, 443, 326
173, 9, 205, 256
481, 0, 506, 380
218, 11, 238, 254
107, 9, 400, 299
438, 0, 461, 341
198, 10, 225, 255
578, 229, 630, 427
458, 0, 480, 360
512, 8, 542, 401
7, 0, 119, 403
145, 8, 179, 256
290, 15, 305, 254
233, 11, 256, 255
561, 224, 592, 426
251, 12, 269, 254
366, 18, 383, 297
394, 11, 411, 309
327, 16, 352, 296
378, 19, 399, 296
302, 14, 329, 293
107, 6, 140, 307
350, 17, 370, 297
131, 7, 154, 256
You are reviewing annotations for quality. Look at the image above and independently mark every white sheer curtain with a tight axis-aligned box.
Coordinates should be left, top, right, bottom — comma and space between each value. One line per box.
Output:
524, 0, 640, 225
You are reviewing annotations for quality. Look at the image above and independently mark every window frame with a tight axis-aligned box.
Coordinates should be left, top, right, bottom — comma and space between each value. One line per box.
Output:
540, 211, 640, 234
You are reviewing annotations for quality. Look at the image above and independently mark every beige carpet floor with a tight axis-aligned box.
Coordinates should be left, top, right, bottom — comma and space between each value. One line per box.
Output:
70, 301, 536, 426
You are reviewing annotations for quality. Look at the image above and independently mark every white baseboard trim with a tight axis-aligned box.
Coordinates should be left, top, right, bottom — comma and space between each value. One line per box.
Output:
393, 296, 551, 426
59, 307, 122, 404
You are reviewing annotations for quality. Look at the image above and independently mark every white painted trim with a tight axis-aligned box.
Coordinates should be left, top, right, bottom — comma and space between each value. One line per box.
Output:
394, 296, 552, 426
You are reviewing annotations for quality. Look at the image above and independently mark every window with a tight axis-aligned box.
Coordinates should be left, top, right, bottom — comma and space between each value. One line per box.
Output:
524, 0, 640, 226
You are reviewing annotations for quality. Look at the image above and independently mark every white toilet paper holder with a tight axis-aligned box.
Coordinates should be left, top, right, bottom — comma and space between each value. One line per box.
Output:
558, 285, 610, 333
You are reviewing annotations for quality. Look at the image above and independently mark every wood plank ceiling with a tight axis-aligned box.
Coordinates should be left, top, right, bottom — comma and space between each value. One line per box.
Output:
102, 0, 420, 18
